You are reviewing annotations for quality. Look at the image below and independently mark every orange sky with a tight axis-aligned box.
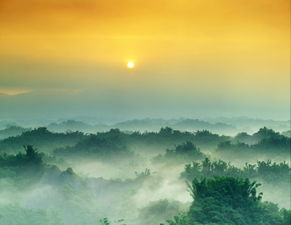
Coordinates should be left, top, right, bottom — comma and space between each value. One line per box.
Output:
0, 0, 290, 120
0, 0, 289, 63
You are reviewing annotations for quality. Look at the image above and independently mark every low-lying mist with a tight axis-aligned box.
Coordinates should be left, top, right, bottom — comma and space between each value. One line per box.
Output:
0, 123, 289, 225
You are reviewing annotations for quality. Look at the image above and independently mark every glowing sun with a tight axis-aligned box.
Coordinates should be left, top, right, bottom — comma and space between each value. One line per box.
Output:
127, 61, 135, 69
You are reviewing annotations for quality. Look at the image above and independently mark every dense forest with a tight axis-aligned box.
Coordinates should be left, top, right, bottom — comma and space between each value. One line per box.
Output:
0, 124, 290, 225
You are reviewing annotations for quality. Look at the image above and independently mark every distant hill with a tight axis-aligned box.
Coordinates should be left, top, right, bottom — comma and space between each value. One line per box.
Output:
48, 120, 93, 132
208, 117, 290, 132
45, 118, 236, 134
113, 118, 170, 130
47, 120, 109, 133
219, 127, 291, 156
0, 127, 86, 153
281, 130, 291, 138
113, 118, 236, 133
0, 126, 30, 140
0, 121, 18, 130
172, 119, 235, 132
4, 117, 288, 135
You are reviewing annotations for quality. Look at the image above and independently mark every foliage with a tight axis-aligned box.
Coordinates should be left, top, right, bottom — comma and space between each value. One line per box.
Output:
160, 214, 190, 225
162, 177, 290, 225
189, 177, 263, 224
0, 126, 30, 140
219, 127, 290, 155
138, 199, 188, 225
0, 127, 289, 225
154, 142, 205, 164
0, 145, 45, 184
55, 131, 133, 159
99, 218, 127, 225
166, 142, 204, 158
0, 127, 85, 153
182, 158, 290, 184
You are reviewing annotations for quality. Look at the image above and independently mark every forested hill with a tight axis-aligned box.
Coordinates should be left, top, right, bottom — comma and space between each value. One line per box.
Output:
0, 145, 290, 225
0, 127, 289, 158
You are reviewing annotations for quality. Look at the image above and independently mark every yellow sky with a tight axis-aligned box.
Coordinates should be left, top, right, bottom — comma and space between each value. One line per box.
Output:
0, 0, 290, 120
0, 0, 289, 64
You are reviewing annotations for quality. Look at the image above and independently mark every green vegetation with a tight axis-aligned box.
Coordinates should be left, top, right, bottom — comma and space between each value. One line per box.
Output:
165, 142, 204, 159
163, 177, 290, 225
0, 126, 289, 225
0, 145, 46, 186
220, 127, 290, 155
182, 158, 290, 184
154, 142, 205, 164
0, 126, 30, 140
0, 127, 85, 153
138, 199, 188, 225
54, 132, 132, 159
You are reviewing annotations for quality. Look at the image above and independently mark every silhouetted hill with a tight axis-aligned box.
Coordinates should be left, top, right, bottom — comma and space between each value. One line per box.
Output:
0, 127, 86, 153
219, 127, 290, 156
114, 118, 169, 130
281, 130, 291, 138
209, 117, 290, 132
0, 126, 30, 140
113, 118, 235, 133
48, 120, 91, 132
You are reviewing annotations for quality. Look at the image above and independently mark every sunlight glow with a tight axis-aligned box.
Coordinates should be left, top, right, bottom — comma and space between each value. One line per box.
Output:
127, 61, 135, 69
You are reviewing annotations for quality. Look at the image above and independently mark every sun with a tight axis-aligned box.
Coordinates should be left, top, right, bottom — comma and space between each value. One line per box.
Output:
127, 61, 135, 69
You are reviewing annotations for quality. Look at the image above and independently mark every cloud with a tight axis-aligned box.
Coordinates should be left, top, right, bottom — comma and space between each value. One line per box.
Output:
0, 88, 32, 96
0, 88, 86, 96
40, 88, 85, 95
